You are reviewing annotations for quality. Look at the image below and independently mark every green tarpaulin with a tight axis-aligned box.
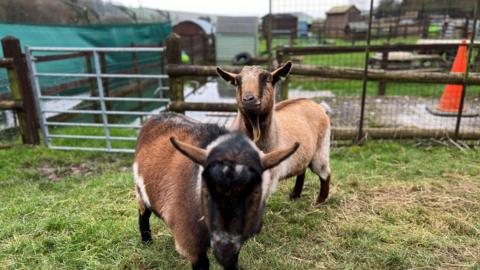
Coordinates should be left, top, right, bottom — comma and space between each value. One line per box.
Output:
0, 22, 171, 94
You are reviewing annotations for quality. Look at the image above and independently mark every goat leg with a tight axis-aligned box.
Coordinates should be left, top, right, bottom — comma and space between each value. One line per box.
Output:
139, 207, 152, 244
192, 252, 209, 270
316, 175, 330, 204
289, 171, 306, 200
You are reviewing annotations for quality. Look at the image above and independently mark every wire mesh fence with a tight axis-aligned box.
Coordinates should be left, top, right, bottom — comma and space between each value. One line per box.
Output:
269, 0, 480, 141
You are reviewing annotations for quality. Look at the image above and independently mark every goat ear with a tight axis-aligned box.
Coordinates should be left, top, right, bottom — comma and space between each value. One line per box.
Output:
170, 137, 207, 165
271, 61, 292, 84
216, 67, 237, 85
261, 142, 299, 170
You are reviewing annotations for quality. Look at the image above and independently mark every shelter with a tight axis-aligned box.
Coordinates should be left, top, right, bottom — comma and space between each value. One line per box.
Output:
262, 14, 298, 38
173, 19, 215, 64
324, 5, 362, 38
346, 21, 368, 41
291, 12, 314, 38
215, 16, 258, 63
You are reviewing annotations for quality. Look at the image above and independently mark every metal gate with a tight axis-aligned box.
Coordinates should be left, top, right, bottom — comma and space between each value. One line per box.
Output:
25, 46, 169, 153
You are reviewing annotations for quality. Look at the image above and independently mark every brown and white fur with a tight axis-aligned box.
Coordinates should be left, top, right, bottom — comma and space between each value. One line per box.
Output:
134, 112, 299, 270
217, 62, 331, 203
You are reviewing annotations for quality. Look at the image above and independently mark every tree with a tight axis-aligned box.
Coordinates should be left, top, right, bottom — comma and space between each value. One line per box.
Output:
376, 0, 401, 18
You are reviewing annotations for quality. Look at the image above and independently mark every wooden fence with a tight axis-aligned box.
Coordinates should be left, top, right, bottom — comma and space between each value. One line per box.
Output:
0, 36, 40, 145
164, 33, 480, 140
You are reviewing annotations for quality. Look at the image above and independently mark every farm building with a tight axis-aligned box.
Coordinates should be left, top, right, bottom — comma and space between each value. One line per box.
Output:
346, 21, 368, 41
173, 19, 215, 64
262, 13, 298, 38
310, 19, 324, 38
215, 16, 258, 63
324, 4, 362, 38
291, 12, 314, 37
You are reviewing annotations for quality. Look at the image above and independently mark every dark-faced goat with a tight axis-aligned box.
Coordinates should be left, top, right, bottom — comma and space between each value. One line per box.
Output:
133, 112, 299, 269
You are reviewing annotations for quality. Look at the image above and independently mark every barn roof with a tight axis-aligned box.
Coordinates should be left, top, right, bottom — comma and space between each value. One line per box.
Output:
191, 19, 214, 34
216, 16, 258, 35
326, 4, 359, 15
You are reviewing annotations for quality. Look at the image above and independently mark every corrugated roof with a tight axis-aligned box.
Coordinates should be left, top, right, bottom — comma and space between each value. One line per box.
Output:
191, 19, 214, 34
174, 19, 214, 34
216, 16, 258, 34
326, 5, 358, 15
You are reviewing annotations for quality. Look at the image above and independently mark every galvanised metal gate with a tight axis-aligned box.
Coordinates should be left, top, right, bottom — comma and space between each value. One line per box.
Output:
25, 47, 169, 153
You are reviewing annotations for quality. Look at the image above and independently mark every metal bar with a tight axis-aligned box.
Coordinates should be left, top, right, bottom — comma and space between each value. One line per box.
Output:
43, 109, 161, 116
48, 134, 137, 141
35, 72, 168, 79
454, 0, 479, 140
267, 0, 272, 69
45, 121, 142, 129
93, 51, 112, 151
357, 0, 375, 143
30, 47, 165, 52
39, 95, 169, 102
35, 52, 87, 63
49, 145, 135, 153
25, 46, 50, 147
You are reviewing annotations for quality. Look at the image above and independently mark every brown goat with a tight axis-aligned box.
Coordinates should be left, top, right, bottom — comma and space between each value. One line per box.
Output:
217, 62, 331, 203
134, 112, 299, 270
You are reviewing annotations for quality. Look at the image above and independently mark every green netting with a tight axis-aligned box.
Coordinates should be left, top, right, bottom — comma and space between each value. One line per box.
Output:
0, 22, 172, 94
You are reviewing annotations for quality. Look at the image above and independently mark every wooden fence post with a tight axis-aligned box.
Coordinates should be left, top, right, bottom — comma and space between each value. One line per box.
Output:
378, 49, 389, 96
166, 33, 184, 113
276, 49, 289, 101
1, 36, 40, 145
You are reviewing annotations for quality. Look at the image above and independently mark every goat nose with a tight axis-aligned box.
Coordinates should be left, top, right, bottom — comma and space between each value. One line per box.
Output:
242, 95, 255, 102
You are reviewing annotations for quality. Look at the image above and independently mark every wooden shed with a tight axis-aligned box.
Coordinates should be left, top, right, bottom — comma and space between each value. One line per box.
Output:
173, 19, 215, 64
262, 13, 298, 38
215, 16, 258, 63
324, 5, 362, 38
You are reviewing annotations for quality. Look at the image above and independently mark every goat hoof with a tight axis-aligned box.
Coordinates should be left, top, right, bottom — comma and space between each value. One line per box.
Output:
315, 196, 328, 204
141, 237, 153, 245
289, 193, 301, 200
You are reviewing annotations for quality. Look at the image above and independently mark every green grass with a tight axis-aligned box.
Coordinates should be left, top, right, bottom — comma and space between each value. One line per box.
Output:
48, 126, 137, 150
1, 141, 479, 269
258, 36, 480, 97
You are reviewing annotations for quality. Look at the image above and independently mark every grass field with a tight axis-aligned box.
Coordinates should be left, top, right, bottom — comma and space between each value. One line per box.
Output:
257, 37, 480, 97
1, 141, 479, 269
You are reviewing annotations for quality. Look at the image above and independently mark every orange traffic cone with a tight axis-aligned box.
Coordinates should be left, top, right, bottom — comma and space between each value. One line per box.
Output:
436, 40, 467, 112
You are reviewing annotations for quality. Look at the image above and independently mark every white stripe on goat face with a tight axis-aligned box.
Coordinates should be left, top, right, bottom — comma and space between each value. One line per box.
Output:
210, 230, 242, 252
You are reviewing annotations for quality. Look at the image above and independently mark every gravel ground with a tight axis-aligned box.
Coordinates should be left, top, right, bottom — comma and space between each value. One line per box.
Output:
317, 95, 480, 131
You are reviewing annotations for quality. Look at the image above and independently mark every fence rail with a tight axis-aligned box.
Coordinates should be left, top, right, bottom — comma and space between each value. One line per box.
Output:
163, 30, 480, 141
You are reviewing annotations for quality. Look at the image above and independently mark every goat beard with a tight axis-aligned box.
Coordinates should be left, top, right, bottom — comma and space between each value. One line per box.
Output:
246, 115, 261, 143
